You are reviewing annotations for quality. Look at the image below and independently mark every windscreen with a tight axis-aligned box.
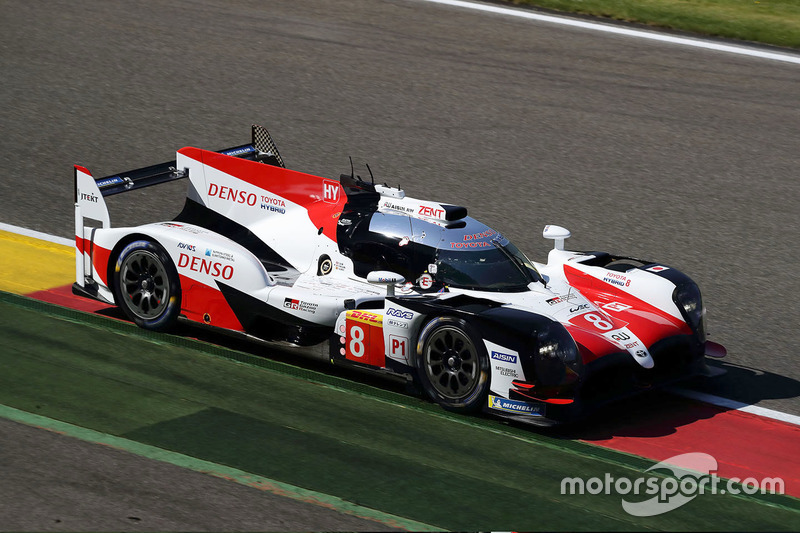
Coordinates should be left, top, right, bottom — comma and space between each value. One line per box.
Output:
435, 239, 541, 291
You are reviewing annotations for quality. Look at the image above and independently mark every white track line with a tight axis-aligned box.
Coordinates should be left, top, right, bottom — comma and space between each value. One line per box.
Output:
2, 222, 798, 426
670, 387, 800, 427
0, 222, 72, 247
416, 0, 800, 65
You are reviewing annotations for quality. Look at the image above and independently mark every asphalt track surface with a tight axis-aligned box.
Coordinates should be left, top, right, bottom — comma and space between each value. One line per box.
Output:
0, 417, 399, 532
1, 0, 799, 529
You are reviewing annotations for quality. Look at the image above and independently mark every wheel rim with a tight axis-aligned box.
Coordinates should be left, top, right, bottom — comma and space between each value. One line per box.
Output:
119, 250, 170, 320
424, 325, 479, 400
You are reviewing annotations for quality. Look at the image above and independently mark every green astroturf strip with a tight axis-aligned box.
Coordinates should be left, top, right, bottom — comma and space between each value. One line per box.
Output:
0, 291, 798, 530
0, 404, 439, 533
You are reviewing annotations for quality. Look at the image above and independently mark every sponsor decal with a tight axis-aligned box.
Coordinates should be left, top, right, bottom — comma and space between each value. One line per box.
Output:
79, 191, 99, 203
496, 365, 519, 378
204, 248, 235, 262
450, 241, 489, 249
463, 229, 496, 241
382, 201, 413, 213
283, 298, 319, 314
569, 304, 590, 313
647, 265, 669, 273
386, 318, 409, 329
634, 349, 648, 358
177, 242, 196, 252
177, 253, 234, 280
418, 274, 434, 290
386, 308, 413, 320
418, 205, 444, 218
389, 335, 408, 359
491, 351, 518, 364
260, 194, 287, 214
602, 301, 632, 312
323, 180, 340, 203
546, 293, 578, 306
207, 182, 286, 213
96, 176, 124, 188
346, 309, 382, 325
208, 183, 258, 206
220, 146, 255, 156
603, 272, 632, 287
338, 217, 353, 226
488, 395, 543, 416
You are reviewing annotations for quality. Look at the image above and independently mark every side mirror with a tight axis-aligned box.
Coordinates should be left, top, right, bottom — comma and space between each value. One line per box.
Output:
542, 225, 571, 251
367, 270, 406, 296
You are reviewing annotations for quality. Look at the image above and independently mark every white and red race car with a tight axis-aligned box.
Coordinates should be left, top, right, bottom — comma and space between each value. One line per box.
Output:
73, 125, 725, 424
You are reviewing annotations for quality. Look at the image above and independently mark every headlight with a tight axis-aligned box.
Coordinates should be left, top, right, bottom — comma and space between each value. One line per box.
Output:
534, 321, 581, 386
672, 282, 706, 341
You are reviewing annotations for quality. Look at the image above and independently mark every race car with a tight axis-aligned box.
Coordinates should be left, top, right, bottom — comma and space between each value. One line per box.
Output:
73, 125, 726, 424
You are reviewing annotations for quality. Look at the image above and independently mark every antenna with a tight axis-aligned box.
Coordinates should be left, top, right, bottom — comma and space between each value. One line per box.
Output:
348, 156, 354, 179
366, 163, 375, 185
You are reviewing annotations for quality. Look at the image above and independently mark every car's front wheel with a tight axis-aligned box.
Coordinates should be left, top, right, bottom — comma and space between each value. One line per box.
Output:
113, 240, 181, 331
416, 316, 490, 413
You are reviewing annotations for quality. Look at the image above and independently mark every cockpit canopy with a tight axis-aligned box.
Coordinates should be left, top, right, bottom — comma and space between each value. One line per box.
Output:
337, 210, 541, 292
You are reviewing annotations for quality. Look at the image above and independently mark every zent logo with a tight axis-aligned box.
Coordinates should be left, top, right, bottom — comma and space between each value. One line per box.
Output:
418, 205, 444, 218
323, 180, 340, 203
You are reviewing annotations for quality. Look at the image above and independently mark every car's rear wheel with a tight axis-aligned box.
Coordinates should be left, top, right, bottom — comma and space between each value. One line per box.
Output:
417, 316, 489, 413
113, 240, 181, 331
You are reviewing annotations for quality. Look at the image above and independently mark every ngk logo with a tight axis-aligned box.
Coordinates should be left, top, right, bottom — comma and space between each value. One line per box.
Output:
323, 180, 340, 203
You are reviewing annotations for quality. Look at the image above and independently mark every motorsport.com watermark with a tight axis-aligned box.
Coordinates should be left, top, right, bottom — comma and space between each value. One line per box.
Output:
561, 452, 785, 517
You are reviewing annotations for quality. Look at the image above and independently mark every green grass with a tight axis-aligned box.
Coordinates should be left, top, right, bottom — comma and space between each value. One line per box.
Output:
1, 291, 799, 530
507, 0, 800, 49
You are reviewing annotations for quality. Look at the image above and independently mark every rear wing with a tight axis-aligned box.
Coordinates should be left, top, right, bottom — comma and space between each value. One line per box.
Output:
74, 124, 283, 287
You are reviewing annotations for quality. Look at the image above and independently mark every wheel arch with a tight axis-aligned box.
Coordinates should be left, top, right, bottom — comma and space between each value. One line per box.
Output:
106, 232, 162, 290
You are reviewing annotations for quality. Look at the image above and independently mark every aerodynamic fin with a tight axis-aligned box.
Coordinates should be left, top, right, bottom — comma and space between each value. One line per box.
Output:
252, 124, 285, 168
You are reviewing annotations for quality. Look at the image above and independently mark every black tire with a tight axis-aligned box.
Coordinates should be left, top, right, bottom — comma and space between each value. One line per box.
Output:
113, 240, 181, 331
416, 316, 490, 413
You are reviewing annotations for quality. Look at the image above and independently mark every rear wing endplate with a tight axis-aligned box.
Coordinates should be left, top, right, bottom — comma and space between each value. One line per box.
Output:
74, 124, 283, 287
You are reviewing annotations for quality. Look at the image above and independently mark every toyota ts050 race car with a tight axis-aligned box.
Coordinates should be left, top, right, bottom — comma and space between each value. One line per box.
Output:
73, 125, 726, 424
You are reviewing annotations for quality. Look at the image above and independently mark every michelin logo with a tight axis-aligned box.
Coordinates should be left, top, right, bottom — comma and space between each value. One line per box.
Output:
491, 351, 518, 364
488, 395, 543, 416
